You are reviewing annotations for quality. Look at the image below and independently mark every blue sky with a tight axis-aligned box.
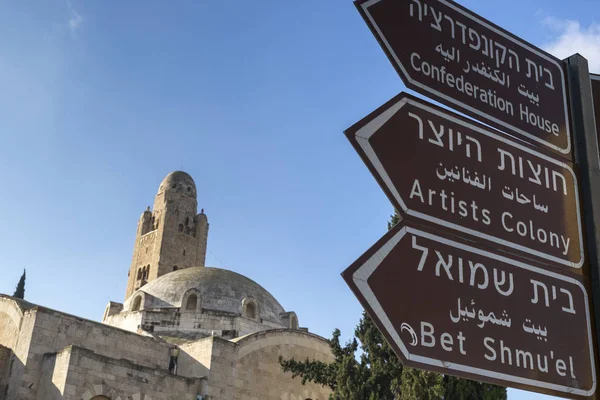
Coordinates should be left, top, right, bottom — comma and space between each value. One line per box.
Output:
1, 1, 599, 399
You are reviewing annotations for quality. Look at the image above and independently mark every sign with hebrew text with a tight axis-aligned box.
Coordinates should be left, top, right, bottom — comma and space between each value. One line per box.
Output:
345, 93, 583, 270
355, 0, 571, 157
342, 222, 595, 398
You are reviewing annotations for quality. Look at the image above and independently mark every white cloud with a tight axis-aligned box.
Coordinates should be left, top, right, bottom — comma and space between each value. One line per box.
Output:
541, 17, 600, 73
67, 1, 83, 36
69, 11, 83, 32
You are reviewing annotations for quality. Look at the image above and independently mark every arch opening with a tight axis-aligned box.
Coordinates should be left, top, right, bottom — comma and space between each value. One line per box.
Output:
132, 296, 142, 312
245, 302, 256, 319
186, 294, 197, 311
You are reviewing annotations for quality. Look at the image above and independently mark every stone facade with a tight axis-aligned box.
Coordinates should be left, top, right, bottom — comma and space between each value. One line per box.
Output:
0, 172, 333, 399
38, 346, 202, 400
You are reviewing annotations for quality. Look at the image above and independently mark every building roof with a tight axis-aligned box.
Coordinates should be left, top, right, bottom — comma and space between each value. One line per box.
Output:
134, 267, 287, 325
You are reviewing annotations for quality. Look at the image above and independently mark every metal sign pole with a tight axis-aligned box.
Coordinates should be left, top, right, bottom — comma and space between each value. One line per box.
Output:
565, 54, 600, 398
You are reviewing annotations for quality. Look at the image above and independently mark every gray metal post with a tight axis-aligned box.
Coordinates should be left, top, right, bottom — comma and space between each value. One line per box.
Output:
565, 54, 600, 395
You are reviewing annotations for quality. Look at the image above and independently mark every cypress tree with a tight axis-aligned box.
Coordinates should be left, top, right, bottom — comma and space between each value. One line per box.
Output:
279, 211, 506, 399
13, 269, 26, 299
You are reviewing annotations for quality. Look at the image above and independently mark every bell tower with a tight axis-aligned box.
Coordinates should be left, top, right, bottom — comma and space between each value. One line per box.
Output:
124, 171, 209, 300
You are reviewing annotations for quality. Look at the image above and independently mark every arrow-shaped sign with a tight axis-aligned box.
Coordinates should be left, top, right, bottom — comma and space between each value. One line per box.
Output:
345, 93, 583, 271
342, 220, 595, 397
355, 0, 571, 157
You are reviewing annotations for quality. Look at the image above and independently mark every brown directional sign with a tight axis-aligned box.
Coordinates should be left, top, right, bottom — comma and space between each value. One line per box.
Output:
592, 74, 600, 148
355, 0, 571, 157
345, 93, 583, 270
342, 221, 595, 397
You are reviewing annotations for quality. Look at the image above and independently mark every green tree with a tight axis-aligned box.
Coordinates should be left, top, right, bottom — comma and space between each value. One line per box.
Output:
13, 269, 26, 299
279, 211, 506, 400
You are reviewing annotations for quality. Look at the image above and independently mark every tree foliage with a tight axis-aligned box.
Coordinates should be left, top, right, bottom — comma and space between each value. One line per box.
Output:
279, 212, 507, 400
13, 269, 26, 299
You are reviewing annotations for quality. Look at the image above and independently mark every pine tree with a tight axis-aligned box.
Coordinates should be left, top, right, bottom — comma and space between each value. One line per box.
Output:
279, 211, 507, 399
13, 269, 26, 299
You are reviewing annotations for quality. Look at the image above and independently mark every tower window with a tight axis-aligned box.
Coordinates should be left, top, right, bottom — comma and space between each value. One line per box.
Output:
186, 294, 197, 311
178, 224, 184, 233
183, 249, 186, 256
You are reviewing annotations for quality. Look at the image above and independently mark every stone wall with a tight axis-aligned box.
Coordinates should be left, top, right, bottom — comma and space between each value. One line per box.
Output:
203, 338, 237, 400
0, 345, 11, 400
0, 345, 10, 378
0, 297, 24, 349
180, 330, 334, 400
126, 215, 158, 299
232, 330, 333, 400
0, 313, 18, 352
107, 307, 285, 341
31, 307, 171, 368
5, 306, 36, 400
10, 307, 176, 400
102, 302, 123, 321
104, 309, 143, 332
178, 337, 213, 378
36, 349, 70, 399
236, 315, 281, 336
39, 346, 204, 400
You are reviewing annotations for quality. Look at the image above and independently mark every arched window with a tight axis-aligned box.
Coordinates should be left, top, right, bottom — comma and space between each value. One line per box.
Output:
186, 294, 197, 311
245, 302, 256, 319
173, 265, 178, 271
137, 268, 142, 280
178, 224, 184, 232
132, 296, 142, 312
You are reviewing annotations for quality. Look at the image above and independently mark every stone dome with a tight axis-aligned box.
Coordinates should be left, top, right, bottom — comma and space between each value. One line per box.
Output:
134, 267, 287, 325
157, 171, 196, 198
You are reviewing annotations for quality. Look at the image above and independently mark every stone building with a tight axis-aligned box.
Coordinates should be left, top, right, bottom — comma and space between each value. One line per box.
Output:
0, 171, 333, 400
